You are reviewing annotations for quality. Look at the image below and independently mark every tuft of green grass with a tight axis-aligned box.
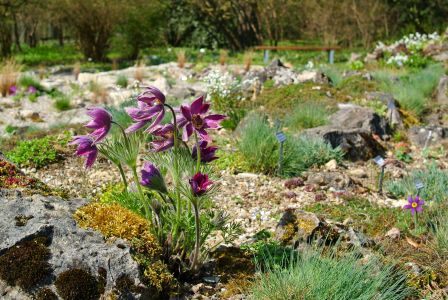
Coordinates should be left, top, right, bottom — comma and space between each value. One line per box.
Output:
18, 75, 45, 92
116, 74, 128, 88
249, 245, 413, 300
385, 162, 448, 203
374, 64, 444, 117
53, 95, 71, 111
285, 102, 330, 130
237, 113, 342, 176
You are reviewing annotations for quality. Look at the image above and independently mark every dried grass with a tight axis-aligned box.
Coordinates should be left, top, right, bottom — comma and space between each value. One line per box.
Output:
0, 59, 21, 97
134, 60, 145, 82
89, 80, 108, 103
177, 50, 186, 68
73, 61, 81, 80
219, 49, 228, 66
243, 51, 253, 72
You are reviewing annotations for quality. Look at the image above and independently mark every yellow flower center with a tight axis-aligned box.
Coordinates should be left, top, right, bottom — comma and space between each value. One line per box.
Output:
411, 202, 418, 208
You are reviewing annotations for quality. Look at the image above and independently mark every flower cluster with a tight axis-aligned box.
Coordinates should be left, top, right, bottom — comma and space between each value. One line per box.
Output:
203, 69, 240, 101
70, 107, 112, 168
386, 53, 409, 67
71, 86, 226, 272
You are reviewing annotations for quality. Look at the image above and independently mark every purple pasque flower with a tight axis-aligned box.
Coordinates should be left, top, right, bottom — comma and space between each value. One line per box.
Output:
403, 196, 424, 215
140, 161, 167, 193
126, 86, 165, 133
150, 124, 175, 152
8, 85, 17, 96
70, 135, 98, 168
192, 141, 218, 163
179, 95, 225, 142
85, 107, 112, 143
27, 86, 37, 94
189, 172, 213, 197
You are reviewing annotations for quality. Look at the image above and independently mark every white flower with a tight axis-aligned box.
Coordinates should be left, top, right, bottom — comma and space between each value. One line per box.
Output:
199, 48, 206, 54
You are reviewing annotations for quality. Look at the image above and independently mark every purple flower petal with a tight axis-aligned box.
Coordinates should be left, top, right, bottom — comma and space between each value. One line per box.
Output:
190, 96, 204, 115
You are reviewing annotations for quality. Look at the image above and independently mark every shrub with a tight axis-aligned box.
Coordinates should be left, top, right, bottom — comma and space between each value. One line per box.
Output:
237, 114, 342, 176
5, 134, 69, 169
285, 102, 330, 130
249, 247, 412, 300
386, 163, 448, 203
116, 74, 128, 88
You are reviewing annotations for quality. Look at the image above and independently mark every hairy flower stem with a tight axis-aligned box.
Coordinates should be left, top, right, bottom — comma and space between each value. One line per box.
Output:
194, 132, 201, 173
191, 201, 201, 271
132, 167, 151, 220
117, 163, 128, 191
112, 121, 131, 148
165, 103, 183, 231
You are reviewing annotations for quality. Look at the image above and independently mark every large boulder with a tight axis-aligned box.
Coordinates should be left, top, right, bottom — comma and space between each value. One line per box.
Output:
302, 106, 388, 160
0, 190, 150, 299
365, 92, 403, 128
329, 105, 390, 137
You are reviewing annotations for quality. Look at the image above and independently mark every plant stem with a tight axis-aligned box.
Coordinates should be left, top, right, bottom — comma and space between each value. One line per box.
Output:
191, 201, 201, 272
194, 131, 201, 173
117, 163, 128, 191
132, 166, 150, 220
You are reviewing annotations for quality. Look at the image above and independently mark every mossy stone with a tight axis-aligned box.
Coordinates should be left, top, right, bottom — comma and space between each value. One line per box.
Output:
0, 236, 51, 289
55, 268, 101, 300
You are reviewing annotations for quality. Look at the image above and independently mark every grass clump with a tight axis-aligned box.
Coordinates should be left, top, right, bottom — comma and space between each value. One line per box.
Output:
116, 74, 128, 88
54, 94, 72, 111
237, 114, 342, 176
18, 75, 44, 92
285, 102, 331, 130
0, 59, 21, 97
304, 197, 408, 237
386, 163, 448, 203
375, 64, 444, 117
249, 247, 412, 300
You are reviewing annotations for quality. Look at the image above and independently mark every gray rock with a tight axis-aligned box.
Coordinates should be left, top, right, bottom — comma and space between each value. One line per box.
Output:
408, 126, 447, 147
329, 106, 389, 137
306, 171, 351, 190
0, 190, 149, 299
303, 127, 385, 161
365, 92, 403, 128
275, 209, 322, 246
436, 75, 448, 106
302, 106, 388, 160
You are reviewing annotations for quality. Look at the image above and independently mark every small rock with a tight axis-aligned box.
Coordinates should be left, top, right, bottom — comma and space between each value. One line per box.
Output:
348, 168, 367, 178
284, 178, 304, 189
385, 227, 401, 239
325, 159, 338, 171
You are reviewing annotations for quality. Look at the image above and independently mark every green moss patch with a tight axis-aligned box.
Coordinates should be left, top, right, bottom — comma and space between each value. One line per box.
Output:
0, 236, 52, 289
55, 268, 101, 300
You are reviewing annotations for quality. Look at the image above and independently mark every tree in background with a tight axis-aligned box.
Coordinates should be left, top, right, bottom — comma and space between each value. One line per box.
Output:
114, 0, 165, 59
58, 0, 124, 61
191, 0, 263, 51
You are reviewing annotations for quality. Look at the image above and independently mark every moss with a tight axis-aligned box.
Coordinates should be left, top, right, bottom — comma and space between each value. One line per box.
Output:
212, 246, 256, 282
0, 159, 68, 198
74, 203, 174, 292
0, 236, 51, 289
55, 268, 101, 300
74, 203, 161, 259
14, 214, 33, 226
35, 288, 58, 300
